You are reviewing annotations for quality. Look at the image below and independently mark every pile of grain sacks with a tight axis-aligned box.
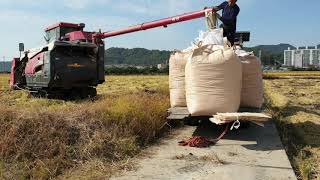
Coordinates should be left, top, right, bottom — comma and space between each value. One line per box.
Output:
169, 29, 263, 116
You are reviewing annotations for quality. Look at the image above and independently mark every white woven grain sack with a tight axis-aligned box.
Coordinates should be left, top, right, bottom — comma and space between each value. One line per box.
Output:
197, 29, 224, 46
185, 44, 242, 116
169, 51, 192, 107
240, 55, 264, 108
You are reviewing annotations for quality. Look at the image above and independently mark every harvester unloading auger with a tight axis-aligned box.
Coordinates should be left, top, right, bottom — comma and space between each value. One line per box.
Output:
10, 8, 216, 98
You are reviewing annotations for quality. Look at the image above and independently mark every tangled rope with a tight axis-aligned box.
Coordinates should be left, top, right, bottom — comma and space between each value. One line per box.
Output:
178, 123, 230, 148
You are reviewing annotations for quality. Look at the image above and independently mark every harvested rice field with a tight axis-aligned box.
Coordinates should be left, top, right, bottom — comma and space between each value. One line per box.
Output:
264, 77, 320, 179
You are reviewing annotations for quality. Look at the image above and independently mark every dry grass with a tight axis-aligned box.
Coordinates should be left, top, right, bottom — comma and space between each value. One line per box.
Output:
264, 78, 320, 180
0, 74, 170, 179
263, 71, 320, 79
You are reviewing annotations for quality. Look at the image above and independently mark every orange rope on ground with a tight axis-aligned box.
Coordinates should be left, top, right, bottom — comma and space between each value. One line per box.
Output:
178, 124, 230, 148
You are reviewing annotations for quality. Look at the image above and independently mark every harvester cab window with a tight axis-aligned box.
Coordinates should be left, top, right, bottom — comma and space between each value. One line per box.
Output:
45, 27, 83, 43
45, 30, 56, 43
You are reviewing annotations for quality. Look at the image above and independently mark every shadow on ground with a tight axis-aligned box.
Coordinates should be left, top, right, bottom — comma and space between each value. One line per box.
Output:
192, 120, 284, 151
192, 118, 320, 154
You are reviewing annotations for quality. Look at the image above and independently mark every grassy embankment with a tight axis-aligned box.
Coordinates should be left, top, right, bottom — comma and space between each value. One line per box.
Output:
264, 72, 320, 180
0, 74, 170, 179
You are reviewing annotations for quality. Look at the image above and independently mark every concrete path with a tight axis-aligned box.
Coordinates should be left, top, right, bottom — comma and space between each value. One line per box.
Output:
111, 121, 297, 180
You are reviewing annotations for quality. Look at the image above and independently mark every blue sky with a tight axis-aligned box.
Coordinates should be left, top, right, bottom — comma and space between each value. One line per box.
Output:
0, 0, 319, 60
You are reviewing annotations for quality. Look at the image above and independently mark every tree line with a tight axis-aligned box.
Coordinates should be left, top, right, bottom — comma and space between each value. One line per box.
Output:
105, 47, 171, 66
105, 66, 169, 75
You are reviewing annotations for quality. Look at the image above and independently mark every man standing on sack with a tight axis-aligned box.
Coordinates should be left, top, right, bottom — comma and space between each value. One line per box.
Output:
213, 0, 240, 46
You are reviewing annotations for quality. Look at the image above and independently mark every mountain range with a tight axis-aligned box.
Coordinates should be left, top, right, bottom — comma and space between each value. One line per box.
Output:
249, 43, 296, 54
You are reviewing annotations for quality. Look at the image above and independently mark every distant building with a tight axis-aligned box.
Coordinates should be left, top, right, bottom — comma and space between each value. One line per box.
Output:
157, 64, 167, 70
284, 46, 320, 68
294, 50, 303, 68
0, 61, 11, 73
284, 50, 294, 66
135, 66, 145, 70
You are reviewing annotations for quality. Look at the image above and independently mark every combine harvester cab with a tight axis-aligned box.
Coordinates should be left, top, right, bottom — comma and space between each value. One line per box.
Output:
11, 23, 105, 98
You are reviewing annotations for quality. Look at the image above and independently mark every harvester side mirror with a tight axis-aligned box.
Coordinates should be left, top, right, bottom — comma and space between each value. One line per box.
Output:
19, 43, 24, 59
19, 43, 24, 52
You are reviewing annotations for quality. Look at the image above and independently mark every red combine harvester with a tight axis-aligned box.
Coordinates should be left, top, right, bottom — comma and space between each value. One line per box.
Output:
10, 8, 215, 98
